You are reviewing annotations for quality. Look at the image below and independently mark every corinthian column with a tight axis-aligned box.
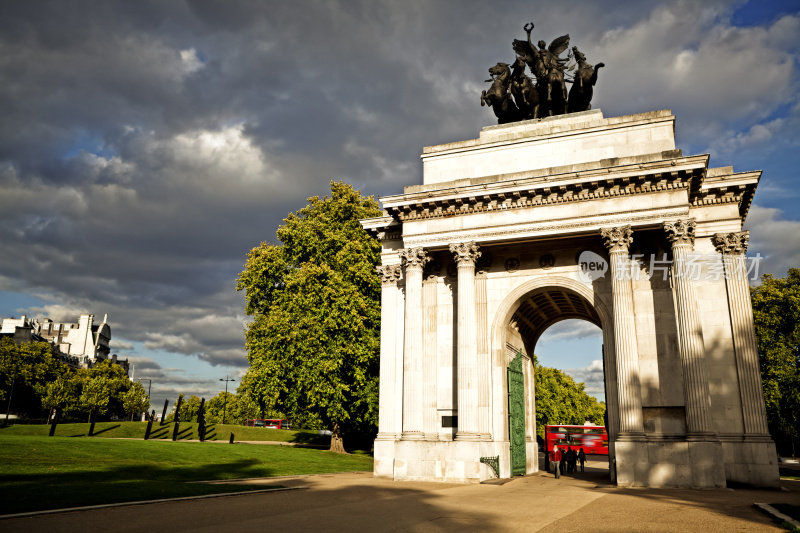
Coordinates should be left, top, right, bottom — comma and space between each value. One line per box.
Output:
399, 247, 429, 439
376, 264, 403, 440
601, 226, 645, 437
450, 241, 482, 440
664, 219, 714, 438
713, 232, 770, 436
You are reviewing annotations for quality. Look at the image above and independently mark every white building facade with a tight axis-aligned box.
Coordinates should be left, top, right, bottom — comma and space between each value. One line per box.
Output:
1, 313, 119, 370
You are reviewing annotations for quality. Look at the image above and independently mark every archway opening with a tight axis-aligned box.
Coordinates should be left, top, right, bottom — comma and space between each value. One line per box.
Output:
503, 284, 612, 481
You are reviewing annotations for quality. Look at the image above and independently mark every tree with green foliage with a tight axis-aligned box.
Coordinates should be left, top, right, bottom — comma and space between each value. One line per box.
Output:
73, 359, 131, 423
178, 394, 203, 422
0, 338, 69, 419
43, 375, 76, 421
80, 376, 113, 427
122, 381, 150, 421
534, 356, 606, 437
751, 268, 800, 457
237, 181, 382, 452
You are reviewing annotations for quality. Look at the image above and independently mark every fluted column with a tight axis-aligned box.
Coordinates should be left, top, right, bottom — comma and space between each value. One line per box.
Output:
713, 232, 770, 436
399, 247, 429, 439
601, 226, 645, 437
450, 241, 482, 440
376, 264, 403, 440
422, 274, 438, 440
476, 271, 491, 439
664, 219, 714, 437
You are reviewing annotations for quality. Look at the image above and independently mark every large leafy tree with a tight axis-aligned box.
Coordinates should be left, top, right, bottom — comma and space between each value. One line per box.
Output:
237, 181, 382, 452
751, 269, 800, 456
0, 338, 69, 418
534, 355, 606, 438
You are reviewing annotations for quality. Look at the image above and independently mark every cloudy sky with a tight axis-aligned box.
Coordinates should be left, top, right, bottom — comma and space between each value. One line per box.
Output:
1, 0, 798, 407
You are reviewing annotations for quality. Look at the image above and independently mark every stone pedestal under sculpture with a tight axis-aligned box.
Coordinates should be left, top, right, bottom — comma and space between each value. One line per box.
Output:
362, 109, 779, 488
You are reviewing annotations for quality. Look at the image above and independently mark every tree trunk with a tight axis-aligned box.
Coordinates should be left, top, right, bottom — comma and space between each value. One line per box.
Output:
329, 422, 346, 454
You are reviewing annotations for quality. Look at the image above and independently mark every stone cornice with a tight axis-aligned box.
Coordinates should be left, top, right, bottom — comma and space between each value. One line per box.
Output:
381, 156, 707, 223
360, 215, 402, 241
401, 206, 689, 248
692, 170, 759, 222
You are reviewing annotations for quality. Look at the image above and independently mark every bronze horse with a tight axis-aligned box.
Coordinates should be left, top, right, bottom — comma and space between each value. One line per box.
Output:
568, 46, 604, 113
480, 62, 521, 124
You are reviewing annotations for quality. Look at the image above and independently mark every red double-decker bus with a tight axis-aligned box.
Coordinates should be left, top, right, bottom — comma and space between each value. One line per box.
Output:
544, 424, 608, 455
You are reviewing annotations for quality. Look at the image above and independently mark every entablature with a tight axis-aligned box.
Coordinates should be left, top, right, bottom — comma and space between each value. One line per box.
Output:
381, 154, 708, 224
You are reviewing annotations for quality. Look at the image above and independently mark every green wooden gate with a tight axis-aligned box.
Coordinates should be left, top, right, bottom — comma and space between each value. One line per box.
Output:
507, 351, 526, 476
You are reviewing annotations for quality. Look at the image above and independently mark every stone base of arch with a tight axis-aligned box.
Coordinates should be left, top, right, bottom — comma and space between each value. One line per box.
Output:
374, 439, 536, 483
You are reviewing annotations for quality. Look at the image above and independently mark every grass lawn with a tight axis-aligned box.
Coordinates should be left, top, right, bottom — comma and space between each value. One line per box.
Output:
0, 434, 373, 515
0, 421, 331, 446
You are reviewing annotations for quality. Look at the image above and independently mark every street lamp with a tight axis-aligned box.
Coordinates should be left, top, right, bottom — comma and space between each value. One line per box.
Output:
219, 376, 236, 425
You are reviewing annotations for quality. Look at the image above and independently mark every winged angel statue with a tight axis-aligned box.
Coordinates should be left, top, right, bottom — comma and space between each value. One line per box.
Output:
481, 22, 603, 124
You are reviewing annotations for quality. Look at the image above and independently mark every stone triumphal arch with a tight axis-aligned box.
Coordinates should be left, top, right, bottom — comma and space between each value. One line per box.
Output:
361, 109, 778, 488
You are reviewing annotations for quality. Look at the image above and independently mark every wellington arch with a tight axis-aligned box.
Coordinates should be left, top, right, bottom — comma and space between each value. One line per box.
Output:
361, 109, 779, 488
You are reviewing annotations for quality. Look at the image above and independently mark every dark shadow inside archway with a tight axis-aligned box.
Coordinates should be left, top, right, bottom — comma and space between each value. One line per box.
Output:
509, 286, 611, 481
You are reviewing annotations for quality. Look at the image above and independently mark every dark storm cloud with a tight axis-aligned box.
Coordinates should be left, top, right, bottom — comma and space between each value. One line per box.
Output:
1, 0, 799, 372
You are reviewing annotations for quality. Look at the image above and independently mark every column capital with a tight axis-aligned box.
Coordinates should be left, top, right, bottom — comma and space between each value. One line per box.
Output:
376, 265, 403, 285
449, 241, 481, 266
601, 226, 633, 253
664, 219, 696, 247
712, 231, 749, 255
399, 247, 430, 269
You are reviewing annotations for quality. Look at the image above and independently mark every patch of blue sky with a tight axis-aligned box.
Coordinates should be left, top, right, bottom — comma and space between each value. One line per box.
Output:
61, 131, 116, 160
0, 291, 48, 318
534, 319, 603, 370
121, 340, 243, 406
730, 0, 800, 27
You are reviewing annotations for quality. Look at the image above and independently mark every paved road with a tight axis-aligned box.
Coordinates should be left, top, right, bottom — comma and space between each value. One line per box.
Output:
3, 464, 798, 532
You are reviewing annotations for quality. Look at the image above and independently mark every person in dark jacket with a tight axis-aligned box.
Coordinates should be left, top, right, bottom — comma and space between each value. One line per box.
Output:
578, 447, 586, 473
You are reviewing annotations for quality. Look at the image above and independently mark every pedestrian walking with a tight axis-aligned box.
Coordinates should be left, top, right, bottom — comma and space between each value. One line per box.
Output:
551, 445, 562, 479
578, 447, 586, 473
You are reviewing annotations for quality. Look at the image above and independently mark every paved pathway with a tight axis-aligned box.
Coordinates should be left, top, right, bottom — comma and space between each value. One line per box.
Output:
3, 464, 798, 532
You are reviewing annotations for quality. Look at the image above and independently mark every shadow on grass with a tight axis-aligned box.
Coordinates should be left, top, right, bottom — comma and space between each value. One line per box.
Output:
0, 458, 277, 515
148, 427, 170, 439
90, 424, 120, 436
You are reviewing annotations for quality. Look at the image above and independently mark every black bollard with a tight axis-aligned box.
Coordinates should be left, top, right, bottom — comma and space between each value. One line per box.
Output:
197, 398, 206, 442
160, 399, 169, 426
48, 408, 59, 437
229, 432, 234, 444
172, 395, 183, 441
144, 409, 155, 440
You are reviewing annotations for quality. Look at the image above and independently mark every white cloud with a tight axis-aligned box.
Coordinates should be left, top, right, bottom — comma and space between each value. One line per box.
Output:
565, 359, 606, 402
708, 117, 785, 156
538, 320, 602, 343
746, 205, 800, 278
179, 48, 204, 74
